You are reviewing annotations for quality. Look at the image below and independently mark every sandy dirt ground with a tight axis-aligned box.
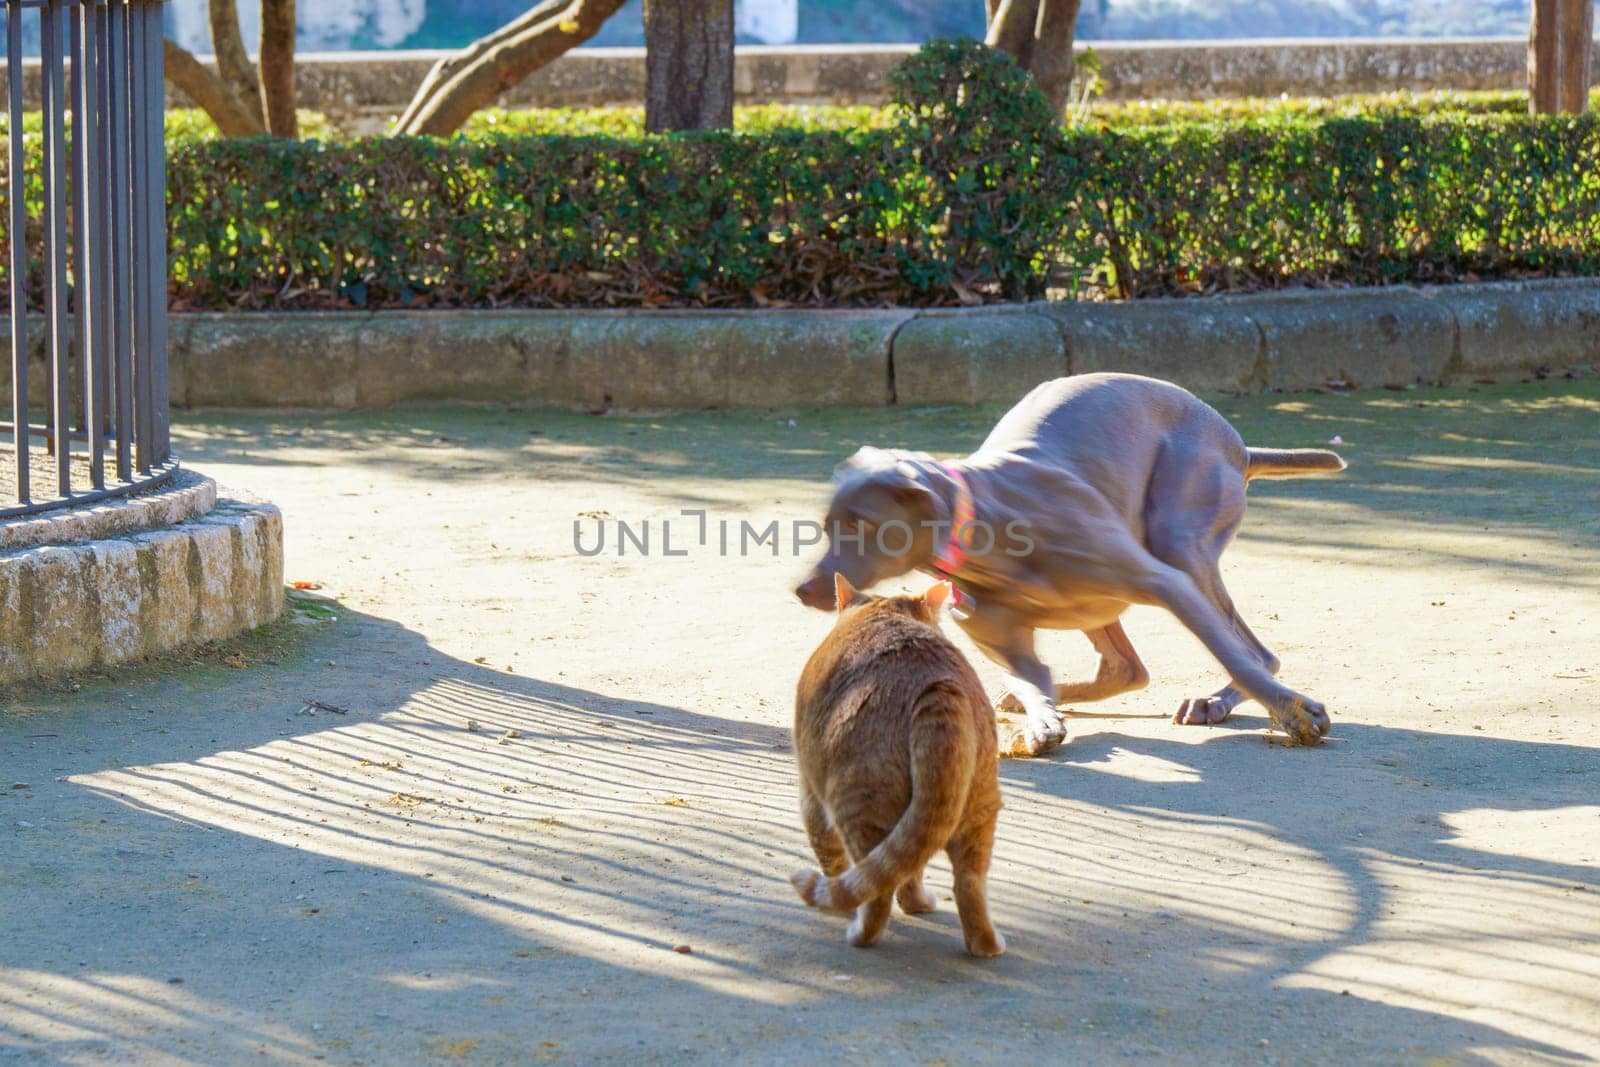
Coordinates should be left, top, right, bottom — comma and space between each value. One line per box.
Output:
2, 380, 1597, 1065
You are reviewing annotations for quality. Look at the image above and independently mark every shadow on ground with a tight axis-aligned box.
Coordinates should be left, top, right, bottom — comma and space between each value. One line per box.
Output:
3, 595, 1597, 1063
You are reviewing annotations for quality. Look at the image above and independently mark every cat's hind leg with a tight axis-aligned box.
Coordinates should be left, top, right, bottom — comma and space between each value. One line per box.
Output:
947, 819, 1005, 958
800, 781, 848, 879
896, 873, 938, 914
839, 823, 895, 947
846, 894, 894, 948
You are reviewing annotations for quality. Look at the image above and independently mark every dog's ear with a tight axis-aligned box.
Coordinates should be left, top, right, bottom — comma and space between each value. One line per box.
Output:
833, 572, 862, 612
922, 580, 954, 613
834, 446, 891, 479
886, 459, 934, 506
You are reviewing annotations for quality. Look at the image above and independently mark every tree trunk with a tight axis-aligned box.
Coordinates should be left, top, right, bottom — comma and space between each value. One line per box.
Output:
643, 0, 734, 132
259, 0, 298, 138
163, 37, 266, 138
1530, 0, 1563, 114
1559, 0, 1594, 113
206, 0, 264, 129
392, 0, 625, 138
1030, 0, 1081, 116
986, 0, 1080, 116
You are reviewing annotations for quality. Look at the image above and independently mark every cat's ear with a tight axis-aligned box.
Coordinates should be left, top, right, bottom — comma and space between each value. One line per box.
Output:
923, 580, 954, 613
833, 572, 860, 612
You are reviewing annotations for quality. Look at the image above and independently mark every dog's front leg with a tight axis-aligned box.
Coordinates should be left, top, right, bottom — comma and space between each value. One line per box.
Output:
958, 610, 1066, 757
1134, 563, 1330, 745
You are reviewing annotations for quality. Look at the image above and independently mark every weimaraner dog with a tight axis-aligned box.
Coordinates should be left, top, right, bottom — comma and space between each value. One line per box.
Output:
795, 373, 1345, 756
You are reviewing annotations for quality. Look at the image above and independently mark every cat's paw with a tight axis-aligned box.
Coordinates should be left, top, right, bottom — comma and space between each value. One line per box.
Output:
896, 881, 938, 914
965, 929, 1006, 958
846, 915, 885, 948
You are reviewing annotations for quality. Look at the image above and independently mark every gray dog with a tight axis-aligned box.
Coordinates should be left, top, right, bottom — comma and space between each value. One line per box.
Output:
795, 373, 1345, 756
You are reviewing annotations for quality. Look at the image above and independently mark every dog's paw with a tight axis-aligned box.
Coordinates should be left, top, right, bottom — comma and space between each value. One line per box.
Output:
1174, 695, 1232, 726
1273, 697, 1331, 745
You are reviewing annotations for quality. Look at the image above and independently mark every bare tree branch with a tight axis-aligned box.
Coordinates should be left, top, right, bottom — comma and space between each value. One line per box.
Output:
393, 0, 567, 134
986, 0, 1080, 115
259, 0, 298, 137
163, 36, 266, 138
986, 0, 1039, 70
207, 0, 264, 129
393, 0, 625, 138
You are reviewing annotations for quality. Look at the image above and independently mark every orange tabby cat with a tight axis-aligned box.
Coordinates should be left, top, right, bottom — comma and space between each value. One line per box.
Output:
789, 574, 1004, 957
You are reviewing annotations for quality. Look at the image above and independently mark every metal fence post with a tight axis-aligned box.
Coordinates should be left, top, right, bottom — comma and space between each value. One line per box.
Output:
2, 0, 175, 518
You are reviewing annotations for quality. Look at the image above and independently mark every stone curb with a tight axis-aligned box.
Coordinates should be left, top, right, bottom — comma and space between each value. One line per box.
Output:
171, 308, 912, 411
0, 498, 285, 685
1219, 286, 1458, 390
6, 280, 1597, 414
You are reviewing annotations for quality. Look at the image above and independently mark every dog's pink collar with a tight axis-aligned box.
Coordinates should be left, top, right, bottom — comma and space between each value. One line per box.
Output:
924, 463, 978, 618
930, 463, 975, 576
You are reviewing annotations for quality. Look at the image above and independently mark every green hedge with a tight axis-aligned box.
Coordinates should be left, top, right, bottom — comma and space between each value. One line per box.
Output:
4, 41, 1600, 310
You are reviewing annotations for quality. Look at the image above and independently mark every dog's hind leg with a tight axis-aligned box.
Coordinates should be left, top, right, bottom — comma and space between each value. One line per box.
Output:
1061, 621, 1150, 702
999, 621, 1149, 708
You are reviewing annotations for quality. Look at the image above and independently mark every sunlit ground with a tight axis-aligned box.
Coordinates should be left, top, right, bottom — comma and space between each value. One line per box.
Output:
3, 380, 1597, 1063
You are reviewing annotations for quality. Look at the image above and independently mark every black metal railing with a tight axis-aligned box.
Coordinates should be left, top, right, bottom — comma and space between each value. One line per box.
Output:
1, 0, 171, 519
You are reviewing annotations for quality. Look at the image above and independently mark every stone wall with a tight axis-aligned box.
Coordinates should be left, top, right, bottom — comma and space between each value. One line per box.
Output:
2, 39, 1586, 132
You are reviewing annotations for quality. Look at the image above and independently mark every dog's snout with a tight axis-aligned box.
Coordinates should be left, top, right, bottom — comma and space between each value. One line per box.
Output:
795, 574, 833, 610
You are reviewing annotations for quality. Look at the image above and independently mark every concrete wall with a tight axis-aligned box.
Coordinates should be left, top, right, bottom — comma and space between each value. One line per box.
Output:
3, 39, 1585, 131
269, 39, 1589, 132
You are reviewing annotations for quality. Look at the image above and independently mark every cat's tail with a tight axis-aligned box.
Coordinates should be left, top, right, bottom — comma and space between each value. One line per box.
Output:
790, 681, 975, 913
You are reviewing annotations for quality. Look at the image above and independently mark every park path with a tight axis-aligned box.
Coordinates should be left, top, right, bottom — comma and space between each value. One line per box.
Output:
3, 383, 1598, 1064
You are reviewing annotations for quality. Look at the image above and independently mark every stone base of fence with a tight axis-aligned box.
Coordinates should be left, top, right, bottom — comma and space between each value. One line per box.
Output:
0, 472, 284, 685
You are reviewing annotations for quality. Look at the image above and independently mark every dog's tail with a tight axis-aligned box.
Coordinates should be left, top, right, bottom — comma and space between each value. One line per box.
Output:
790, 681, 974, 913
1246, 447, 1347, 480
